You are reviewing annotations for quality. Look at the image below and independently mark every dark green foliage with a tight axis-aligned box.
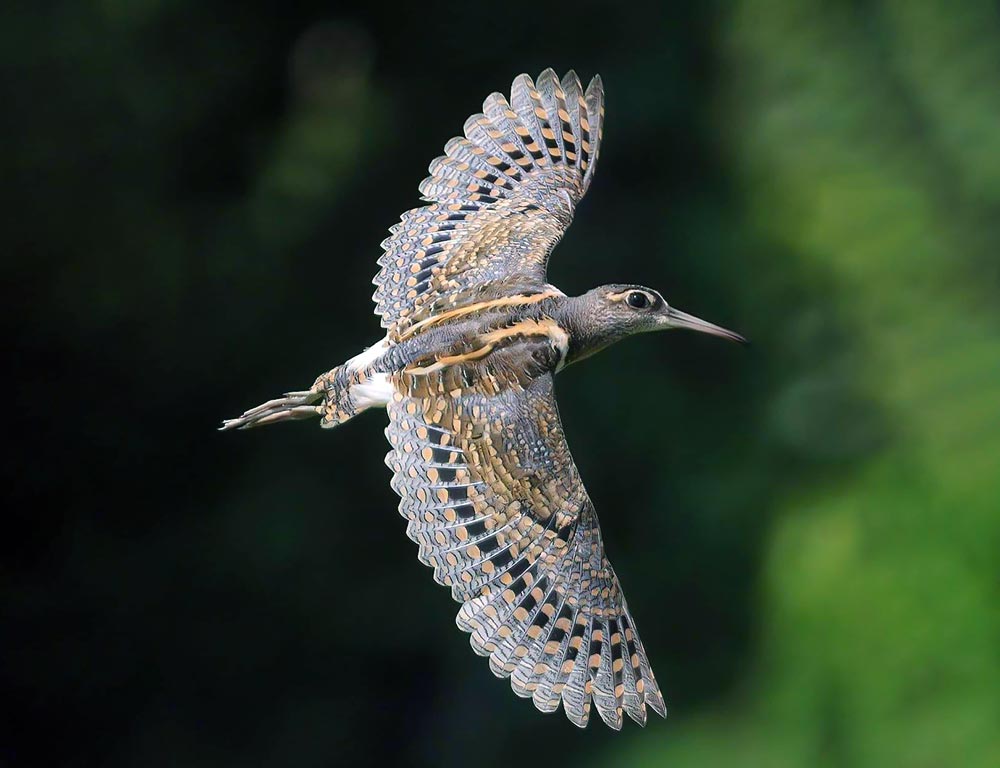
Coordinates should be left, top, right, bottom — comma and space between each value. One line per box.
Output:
3, 1, 998, 766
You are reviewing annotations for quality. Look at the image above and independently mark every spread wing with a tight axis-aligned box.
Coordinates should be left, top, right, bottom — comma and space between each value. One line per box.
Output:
373, 68, 604, 339
384, 342, 665, 728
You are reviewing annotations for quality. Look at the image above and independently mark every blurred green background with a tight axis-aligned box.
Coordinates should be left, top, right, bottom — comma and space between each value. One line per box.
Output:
4, 1, 999, 766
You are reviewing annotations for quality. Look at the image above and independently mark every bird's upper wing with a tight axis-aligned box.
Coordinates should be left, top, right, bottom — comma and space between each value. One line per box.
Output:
384, 335, 665, 728
373, 69, 604, 340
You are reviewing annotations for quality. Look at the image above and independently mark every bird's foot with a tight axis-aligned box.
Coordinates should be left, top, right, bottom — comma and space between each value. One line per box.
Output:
219, 389, 322, 431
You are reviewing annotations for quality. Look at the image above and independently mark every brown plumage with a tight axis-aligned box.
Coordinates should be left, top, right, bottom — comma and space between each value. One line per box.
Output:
222, 69, 742, 728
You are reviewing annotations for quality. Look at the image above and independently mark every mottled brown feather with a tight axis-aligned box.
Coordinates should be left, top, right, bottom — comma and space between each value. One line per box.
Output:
384, 339, 664, 728
373, 70, 605, 340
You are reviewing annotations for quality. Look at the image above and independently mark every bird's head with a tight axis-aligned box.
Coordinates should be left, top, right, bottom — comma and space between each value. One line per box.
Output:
560, 284, 744, 365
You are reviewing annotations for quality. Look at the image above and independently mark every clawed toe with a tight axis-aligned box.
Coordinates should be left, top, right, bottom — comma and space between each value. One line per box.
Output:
219, 389, 323, 431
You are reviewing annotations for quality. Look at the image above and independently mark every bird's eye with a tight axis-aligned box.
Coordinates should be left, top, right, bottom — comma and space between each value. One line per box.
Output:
626, 291, 651, 309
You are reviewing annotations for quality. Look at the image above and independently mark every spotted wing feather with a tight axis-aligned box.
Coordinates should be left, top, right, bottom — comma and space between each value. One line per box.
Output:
373, 69, 605, 339
383, 350, 664, 728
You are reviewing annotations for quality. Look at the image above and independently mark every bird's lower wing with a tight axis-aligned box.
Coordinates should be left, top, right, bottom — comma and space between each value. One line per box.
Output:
383, 353, 664, 728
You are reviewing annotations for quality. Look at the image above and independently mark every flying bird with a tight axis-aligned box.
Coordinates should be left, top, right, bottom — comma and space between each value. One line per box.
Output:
222, 68, 743, 729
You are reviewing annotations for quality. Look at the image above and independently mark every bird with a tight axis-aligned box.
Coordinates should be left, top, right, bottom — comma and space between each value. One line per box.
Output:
222, 68, 743, 729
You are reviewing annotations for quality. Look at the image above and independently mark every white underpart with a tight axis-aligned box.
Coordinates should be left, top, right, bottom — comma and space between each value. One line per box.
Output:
543, 283, 567, 298
351, 372, 394, 409
346, 333, 391, 372
550, 324, 570, 372
345, 335, 394, 410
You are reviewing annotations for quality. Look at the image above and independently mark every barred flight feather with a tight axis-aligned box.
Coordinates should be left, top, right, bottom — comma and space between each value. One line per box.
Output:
372, 69, 604, 339
384, 349, 664, 728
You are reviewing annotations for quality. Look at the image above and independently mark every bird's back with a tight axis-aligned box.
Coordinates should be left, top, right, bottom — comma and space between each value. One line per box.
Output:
370, 292, 568, 378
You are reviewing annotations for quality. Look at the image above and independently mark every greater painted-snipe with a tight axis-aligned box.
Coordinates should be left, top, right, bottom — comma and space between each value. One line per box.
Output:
223, 69, 743, 729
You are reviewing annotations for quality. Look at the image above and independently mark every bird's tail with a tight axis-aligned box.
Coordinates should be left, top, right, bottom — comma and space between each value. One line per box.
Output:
219, 364, 363, 431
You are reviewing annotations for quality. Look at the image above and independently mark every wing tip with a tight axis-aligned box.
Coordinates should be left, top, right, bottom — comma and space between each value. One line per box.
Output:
647, 689, 668, 719
537, 67, 559, 89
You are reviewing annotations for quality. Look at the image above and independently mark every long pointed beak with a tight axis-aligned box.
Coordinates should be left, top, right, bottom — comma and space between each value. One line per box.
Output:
665, 307, 746, 342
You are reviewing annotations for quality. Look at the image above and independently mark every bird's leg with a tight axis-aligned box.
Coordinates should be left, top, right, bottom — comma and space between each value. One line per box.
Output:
219, 385, 324, 431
